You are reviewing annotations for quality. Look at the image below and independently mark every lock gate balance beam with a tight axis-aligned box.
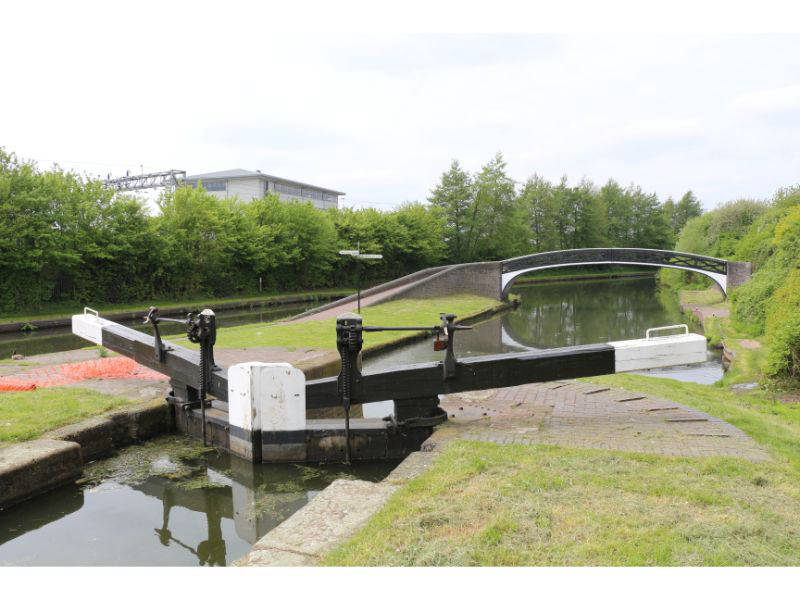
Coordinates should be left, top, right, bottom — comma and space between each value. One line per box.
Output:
72, 309, 707, 463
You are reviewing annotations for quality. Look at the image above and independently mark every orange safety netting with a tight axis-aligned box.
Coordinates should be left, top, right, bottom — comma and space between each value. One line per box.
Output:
0, 357, 169, 392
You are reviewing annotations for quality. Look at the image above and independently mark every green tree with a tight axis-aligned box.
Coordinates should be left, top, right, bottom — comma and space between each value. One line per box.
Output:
519, 175, 560, 251
428, 160, 473, 263
467, 153, 526, 260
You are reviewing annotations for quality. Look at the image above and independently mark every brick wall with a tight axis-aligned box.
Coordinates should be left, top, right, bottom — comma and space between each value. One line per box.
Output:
373, 262, 503, 304
727, 261, 753, 291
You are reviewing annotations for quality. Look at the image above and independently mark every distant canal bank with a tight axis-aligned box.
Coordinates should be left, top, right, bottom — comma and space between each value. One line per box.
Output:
0, 294, 342, 358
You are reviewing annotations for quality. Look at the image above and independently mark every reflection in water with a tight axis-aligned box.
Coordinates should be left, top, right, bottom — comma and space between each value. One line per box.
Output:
0, 437, 396, 566
503, 277, 685, 347
155, 487, 226, 566
365, 277, 722, 384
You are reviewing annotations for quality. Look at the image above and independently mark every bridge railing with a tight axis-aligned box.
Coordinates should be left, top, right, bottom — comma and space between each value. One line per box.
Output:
500, 248, 728, 275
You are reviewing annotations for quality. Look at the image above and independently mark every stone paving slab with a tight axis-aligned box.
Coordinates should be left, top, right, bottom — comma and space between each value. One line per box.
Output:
236, 478, 398, 566
439, 380, 769, 462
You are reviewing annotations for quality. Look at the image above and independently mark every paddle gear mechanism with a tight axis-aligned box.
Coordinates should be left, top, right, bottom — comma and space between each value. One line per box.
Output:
335, 312, 471, 463
145, 307, 217, 445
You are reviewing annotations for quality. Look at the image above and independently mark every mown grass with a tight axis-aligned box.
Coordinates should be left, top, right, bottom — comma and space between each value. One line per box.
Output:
174, 295, 503, 350
0, 387, 135, 445
323, 372, 800, 566
323, 440, 800, 566
0, 288, 354, 325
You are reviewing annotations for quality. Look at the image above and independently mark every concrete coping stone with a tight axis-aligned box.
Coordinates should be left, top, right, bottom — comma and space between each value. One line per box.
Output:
0, 439, 83, 509
236, 478, 398, 566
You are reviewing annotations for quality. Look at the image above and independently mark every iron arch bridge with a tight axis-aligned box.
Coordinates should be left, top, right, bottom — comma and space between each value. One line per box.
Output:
501, 248, 732, 297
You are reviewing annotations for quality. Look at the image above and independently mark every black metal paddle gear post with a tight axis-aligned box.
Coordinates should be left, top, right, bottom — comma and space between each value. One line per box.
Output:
187, 309, 217, 446
335, 313, 363, 464
335, 312, 472, 463
144, 306, 219, 446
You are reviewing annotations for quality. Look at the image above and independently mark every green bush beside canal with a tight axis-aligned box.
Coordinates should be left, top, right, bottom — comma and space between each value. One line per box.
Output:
664, 185, 800, 383
1, 147, 688, 315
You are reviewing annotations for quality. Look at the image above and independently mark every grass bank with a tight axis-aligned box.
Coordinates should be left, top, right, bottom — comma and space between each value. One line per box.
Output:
323, 439, 800, 566
0, 288, 354, 326
0, 387, 136, 446
175, 294, 504, 351
323, 363, 800, 566
678, 286, 768, 385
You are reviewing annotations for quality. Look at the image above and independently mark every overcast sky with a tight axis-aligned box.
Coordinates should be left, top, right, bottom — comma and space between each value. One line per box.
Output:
3, 4, 799, 210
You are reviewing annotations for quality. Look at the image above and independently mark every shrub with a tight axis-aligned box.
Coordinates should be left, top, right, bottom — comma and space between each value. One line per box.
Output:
764, 266, 800, 379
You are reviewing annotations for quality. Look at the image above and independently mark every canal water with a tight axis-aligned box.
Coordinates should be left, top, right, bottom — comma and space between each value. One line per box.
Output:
0, 436, 398, 566
365, 277, 723, 385
0, 276, 720, 566
0, 301, 319, 358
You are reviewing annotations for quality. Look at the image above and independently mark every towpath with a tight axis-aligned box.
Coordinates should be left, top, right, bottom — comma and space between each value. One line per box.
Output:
238, 378, 769, 566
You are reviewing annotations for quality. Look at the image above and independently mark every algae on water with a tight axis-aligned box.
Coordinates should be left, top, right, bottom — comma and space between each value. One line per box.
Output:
83, 435, 217, 487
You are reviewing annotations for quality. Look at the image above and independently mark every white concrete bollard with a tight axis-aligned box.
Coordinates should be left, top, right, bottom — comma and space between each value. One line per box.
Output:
227, 362, 307, 463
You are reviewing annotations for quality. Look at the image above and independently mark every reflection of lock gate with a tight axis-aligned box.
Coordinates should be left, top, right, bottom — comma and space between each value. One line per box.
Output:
72, 307, 708, 463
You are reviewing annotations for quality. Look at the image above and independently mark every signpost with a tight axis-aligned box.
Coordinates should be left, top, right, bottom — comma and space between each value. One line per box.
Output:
339, 245, 383, 313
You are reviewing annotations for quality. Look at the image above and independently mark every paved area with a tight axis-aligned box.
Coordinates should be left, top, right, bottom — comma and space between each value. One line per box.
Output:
436, 380, 769, 461
291, 280, 419, 323
0, 356, 168, 392
683, 303, 730, 321
215, 347, 338, 369
0, 349, 102, 377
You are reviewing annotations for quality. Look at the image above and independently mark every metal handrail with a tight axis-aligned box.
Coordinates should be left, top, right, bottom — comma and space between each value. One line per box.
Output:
646, 324, 689, 339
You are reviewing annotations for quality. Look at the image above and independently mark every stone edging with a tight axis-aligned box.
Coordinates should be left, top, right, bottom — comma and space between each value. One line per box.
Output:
0, 400, 173, 509
235, 449, 440, 566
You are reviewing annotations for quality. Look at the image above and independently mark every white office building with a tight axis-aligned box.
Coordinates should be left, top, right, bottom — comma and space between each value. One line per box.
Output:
183, 168, 343, 209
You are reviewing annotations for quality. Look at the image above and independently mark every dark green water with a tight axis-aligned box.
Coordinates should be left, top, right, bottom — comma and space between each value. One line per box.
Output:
0, 436, 397, 566
365, 277, 722, 384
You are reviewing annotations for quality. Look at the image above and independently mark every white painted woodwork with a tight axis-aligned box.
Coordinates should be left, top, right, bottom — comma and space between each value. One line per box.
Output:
229, 361, 307, 435
610, 333, 708, 372
227, 362, 264, 438
71, 308, 114, 345
258, 363, 307, 434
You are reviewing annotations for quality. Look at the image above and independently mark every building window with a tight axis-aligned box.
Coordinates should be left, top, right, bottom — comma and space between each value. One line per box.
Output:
196, 180, 226, 192
275, 182, 301, 197
302, 188, 324, 201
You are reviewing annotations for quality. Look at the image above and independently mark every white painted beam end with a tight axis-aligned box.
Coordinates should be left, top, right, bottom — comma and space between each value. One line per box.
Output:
610, 333, 708, 372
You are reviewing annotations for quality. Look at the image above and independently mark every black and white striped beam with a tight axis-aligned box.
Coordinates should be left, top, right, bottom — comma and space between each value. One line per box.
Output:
73, 310, 706, 412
